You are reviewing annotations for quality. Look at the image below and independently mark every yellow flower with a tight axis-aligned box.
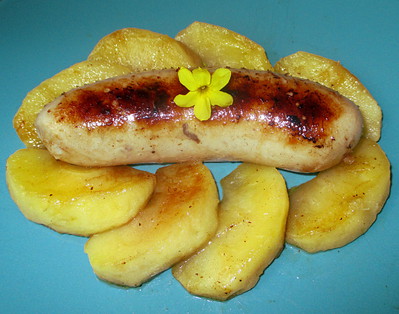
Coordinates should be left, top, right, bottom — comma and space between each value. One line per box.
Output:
174, 67, 233, 121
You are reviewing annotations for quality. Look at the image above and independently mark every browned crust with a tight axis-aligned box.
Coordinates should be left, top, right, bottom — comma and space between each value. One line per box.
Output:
49, 68, 344, 149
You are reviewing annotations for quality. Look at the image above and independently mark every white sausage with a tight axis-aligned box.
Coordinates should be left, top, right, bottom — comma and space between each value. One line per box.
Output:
35, 68, 362, 173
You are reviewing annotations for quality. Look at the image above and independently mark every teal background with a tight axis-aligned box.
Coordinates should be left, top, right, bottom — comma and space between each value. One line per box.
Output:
1, 0, 398, 313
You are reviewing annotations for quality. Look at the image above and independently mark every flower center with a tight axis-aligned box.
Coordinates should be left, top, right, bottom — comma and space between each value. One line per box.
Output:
199, 85, 209, 92
174, 67, 233, 121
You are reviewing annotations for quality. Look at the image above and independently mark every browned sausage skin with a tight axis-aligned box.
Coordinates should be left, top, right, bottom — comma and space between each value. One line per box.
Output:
35, 68, 362, 172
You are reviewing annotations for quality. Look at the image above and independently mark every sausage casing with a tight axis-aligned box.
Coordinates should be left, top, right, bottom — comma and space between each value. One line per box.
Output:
35, 68, 363, 172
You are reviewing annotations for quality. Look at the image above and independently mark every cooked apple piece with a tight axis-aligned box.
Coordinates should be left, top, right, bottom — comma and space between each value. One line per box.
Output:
88, 28, 202, 71
13, 60, 132, 148
286, 138, 391, 253
172, 163, 289, 301
175, 21, 273, 71
84, 162, 219, 287
274, 51, 382, 141
6, 148, 155, 236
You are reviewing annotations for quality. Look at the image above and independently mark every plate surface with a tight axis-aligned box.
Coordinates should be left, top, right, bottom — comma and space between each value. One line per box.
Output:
1, 0, 398, 313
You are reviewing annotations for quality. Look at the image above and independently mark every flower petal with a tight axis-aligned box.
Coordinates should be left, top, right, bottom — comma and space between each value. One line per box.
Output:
174, 91, 198, 108
175, 67, 234, 121
177, 67, 200, 91
193, 95, 212, 121
208, 90, 234, 108
209, 68, 232, 90
192, 68, 211, 87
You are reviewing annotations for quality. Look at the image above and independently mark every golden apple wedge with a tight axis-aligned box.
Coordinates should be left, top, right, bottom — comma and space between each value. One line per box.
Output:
274, 51, 382, 141
84, 162, 219, 287
14, 60, 132, 148
88, 28, 202, 71
175, 21, 273, 70
6, 148, 155, 236
286, 138, 391, 253
172, 163, 289, 300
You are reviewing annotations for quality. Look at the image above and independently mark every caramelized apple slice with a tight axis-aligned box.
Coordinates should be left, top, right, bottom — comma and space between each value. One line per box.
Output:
6, 148, 155, 236
274, 51, 382, 141
286, 138, 391, 253
84, 162, 219, 287
175, 21, 273, 70
88, 28, 202, 71
14, 60, 132, 148
173, 163, 289, 300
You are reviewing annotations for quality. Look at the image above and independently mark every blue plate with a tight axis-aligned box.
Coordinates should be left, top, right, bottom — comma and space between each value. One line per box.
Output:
1, 0, 398, 313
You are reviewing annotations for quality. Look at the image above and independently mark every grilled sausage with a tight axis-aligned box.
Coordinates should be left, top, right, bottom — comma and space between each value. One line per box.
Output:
35, 68, 362, 172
